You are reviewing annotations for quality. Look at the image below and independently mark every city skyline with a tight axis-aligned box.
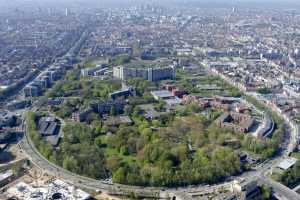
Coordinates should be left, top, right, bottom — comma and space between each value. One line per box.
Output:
2, 0, 300, 9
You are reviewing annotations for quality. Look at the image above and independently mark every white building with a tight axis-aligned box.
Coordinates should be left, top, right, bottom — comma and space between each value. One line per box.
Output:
113, 66, 176, 82
277, 157, 298, 171
7, 179, 91, 200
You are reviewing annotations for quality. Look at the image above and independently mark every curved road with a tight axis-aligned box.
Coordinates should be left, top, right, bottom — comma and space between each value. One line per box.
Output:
19, 116, 300, 200
16, 60, 300, 199
19, 122, 161, 198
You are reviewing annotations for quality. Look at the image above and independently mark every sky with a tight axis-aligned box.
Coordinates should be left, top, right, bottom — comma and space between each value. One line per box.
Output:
1, 0, 300, 9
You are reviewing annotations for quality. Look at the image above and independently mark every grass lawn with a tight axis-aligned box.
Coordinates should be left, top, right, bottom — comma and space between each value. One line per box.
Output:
84, 57, 106, 68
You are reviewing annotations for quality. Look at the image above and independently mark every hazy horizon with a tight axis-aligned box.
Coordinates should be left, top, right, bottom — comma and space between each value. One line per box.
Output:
2, 0, 300, 9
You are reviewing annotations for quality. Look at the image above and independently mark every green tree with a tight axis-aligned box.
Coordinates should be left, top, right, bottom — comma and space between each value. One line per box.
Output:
95, 136, 102, 147
106, 155, 122, 173
261, 185, 271, 200
63, 156, 78, 171
113, 167, 127, 184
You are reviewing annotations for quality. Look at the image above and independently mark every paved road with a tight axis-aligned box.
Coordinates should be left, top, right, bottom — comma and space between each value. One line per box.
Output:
258, 174, 300, 200
200, 61, 300, 199
20, 121, 300, 199
19, 122, 161, 197
15, 56, 300, 198
19, 100, 300, 199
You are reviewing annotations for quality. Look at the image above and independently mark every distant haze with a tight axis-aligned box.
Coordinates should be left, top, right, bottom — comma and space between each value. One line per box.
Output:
1, 0, 300, 9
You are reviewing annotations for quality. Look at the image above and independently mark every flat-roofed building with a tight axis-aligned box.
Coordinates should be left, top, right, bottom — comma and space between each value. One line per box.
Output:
110, 87, 135, 100
277, 157, 298, 171
24, 85, 41, 97
37, 117, 61, 147
113, 66, 176, 82
151, 90, 174, 100
90, 100, 126, 116
104, 115, 133, 126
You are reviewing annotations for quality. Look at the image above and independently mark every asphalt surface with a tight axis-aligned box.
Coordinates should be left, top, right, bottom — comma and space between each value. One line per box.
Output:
19, 122, 162, 197
19, 117, 300, 199
14, 48, 300, 199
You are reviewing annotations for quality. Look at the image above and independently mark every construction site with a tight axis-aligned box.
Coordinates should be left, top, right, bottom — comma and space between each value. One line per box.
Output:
0, 167, 93, 200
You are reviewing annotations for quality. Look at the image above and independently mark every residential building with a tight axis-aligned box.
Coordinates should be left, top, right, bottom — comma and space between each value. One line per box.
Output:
0, 110, 15, 128
231, 179, 261, 200
81, 64, 108, 77
215, 112, 255, 133
151, 90, 174, 100
37, 117, 61, 146
113, 66, 176, 81
110, 87, 135, 100
72, 108, 93, 122
0, 128, 15, 144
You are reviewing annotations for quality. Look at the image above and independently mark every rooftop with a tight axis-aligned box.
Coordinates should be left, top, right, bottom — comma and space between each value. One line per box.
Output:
277, 157, 298, 170
122, 59, 173, 69
104, 116, 133, 126
165, 98, 182, 106
151, 90, 174, 99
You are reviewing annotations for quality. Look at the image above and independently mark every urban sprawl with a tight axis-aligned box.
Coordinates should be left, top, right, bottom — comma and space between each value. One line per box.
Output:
1, 1, 300, 200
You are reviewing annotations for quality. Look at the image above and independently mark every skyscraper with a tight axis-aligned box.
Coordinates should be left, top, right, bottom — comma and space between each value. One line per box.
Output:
65, 8, 69, 17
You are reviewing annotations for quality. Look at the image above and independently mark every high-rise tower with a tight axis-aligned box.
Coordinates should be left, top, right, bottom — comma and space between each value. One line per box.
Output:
65, 8, 69, 17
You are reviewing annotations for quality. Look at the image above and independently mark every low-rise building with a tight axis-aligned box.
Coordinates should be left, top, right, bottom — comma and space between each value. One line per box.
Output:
256, 114, 274, 138
24, 63, 66, 98
47, 98, 63, 106
151, 90, 174, 100
277, 157, 298, 171
0, 128, 16, 144
110, 87, 135, 100
104, 115, 133, 126
215, 112, 255, 133
72, 108, 93, 122
6, 99, 31, 110
95, 100, 126, 116
171, 89, 188, 98
182, 95, 237, 111
24, 85, 41, 97
37, 117, 61, 146
182, 95, 211, 108
139, 104, 170, 120
81, 64, 108, 77
0, 110, 16, 128
231, 179, 260, 200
